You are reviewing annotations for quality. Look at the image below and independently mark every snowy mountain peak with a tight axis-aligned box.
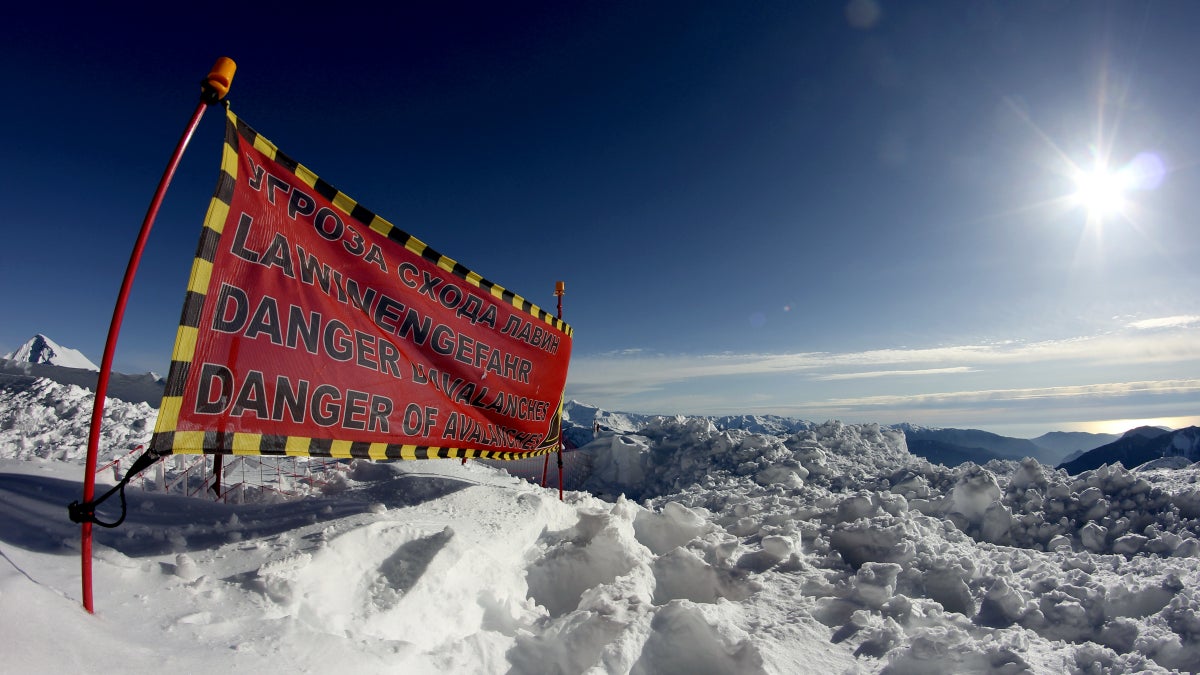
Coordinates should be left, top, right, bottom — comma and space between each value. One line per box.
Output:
3, 334, 99, 371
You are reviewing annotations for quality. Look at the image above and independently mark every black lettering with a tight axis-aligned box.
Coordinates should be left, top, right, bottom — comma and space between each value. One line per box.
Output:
478, 305, 498, 329
296, 245, 334, 293
377, 338, 402, 378
332, 269, 347, 303
314, 207, 344, 241
431, 324, 455, 356
402, 403, 424, 435
438, 283, 462, 309
230, 370, 269, 419
486, 391, 506, 414
398, 262, 419, 288
286, 306, 320, 355
441, 411, 459, 439
500, 315, 523, 336
398, 308, 432, 345
346, 278, 377, 312
259, 233, 296, 278
272, 375, 308, 423
456, 295, 485, 324
230, 213, 261, 263
363, 244, 387, 272
354, 331, 378, 371
472, 341, 491, 370
454, 334, 474, 366
485, 348, 504, 377
453, 382, 476, 405
368, 395, 392, 433
288, 188, 316, 219
343, 225, 365, 256
245, 295, 283, 344
212, 283, 249, 333
323, 320, 353, 361
515, 321, 532, 343
373, 295, 404, 333
342, 389, 369, 431
311, 385, 341, 426
417, 270, 442, 301
435, 371, 465, 399
195, 363, 233, 414
246, 157, 265, 190
265, 174, 290, 204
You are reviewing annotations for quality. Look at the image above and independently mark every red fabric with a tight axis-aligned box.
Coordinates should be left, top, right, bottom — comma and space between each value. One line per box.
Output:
172, 134, 571, 455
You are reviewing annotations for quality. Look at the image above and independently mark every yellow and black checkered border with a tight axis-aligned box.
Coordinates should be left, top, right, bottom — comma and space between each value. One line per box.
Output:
159, 433, 563, 461
149, 106, 568, 461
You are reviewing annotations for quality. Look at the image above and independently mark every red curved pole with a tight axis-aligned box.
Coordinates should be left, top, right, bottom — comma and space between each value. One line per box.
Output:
80, 57, 235, 614
80, 99, 207, 613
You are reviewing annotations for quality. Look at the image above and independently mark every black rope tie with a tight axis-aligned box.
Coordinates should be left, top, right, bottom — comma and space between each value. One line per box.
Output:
68, 450, 162, 529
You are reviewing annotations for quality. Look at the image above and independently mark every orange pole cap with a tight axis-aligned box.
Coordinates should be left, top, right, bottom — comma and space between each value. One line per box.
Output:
555, 281, 565, 295
204, 57, 237, 100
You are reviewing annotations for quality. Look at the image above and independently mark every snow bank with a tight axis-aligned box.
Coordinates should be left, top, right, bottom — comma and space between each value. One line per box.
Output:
2, 381, 1199, 673
0, 375, 154, 462
575, 416, 1200, 672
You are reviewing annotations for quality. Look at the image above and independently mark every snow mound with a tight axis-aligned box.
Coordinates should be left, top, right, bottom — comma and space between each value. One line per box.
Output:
0, 376, 154, 462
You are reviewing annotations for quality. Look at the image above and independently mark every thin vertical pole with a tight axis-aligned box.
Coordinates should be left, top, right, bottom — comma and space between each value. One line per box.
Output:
212, 455, 223, 498
555, 281, 565, 501
79, 57, 236, 614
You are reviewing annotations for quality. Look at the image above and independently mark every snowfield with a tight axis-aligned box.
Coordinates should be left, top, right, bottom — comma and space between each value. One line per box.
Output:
2, 376, 1199, 674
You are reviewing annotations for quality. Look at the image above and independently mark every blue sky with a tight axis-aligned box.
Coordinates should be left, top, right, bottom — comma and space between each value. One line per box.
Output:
3, 1, 1198, 437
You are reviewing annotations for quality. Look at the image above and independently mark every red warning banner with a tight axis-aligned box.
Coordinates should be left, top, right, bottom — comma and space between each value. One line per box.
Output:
150, 109, 572, 460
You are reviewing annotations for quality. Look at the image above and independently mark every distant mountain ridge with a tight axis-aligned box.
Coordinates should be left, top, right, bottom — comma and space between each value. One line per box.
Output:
1057, 426, 1200, 474
561, 404, 1123, 468
1030, 430, 1122, 457
895, 424, 1122, 466
893, 423, 1052, 464
903, 438, 999, 467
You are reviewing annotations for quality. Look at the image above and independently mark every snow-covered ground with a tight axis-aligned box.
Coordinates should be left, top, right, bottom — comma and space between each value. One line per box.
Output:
2, 376, 1199, 673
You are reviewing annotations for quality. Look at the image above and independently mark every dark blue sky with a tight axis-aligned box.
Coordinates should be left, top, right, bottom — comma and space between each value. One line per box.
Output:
4, 1, 1199, 435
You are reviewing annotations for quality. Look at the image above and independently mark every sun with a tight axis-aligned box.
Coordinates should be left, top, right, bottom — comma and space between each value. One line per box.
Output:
1070, 163, 1130, 221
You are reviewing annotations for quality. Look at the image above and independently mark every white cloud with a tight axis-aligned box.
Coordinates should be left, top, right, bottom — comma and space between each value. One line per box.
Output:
1127, 315, 1200, 330
812, 367, 975, 381
809, 378, 1200, 410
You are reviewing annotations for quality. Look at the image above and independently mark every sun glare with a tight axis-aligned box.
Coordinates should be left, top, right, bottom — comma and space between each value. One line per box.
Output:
1073, 416, 1200, 434
1071, 164, 1130, 221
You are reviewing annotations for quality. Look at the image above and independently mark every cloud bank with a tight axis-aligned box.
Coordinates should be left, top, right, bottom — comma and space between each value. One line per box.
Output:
564, 320, 1200, 434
